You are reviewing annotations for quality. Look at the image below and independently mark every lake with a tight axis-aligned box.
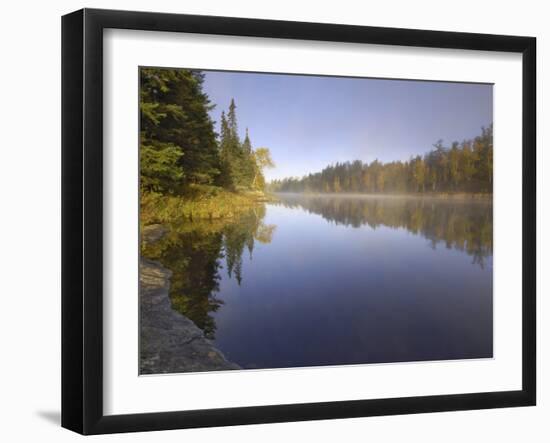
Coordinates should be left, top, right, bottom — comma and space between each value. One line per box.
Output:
144, 194, 493, 370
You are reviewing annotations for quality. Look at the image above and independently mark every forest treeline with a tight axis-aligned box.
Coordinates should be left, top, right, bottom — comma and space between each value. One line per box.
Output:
140, 67, 273, 198
270, 126, 493, 194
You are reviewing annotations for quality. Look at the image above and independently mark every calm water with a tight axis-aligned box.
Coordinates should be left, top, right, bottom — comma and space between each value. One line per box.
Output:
145, 194, 493, 370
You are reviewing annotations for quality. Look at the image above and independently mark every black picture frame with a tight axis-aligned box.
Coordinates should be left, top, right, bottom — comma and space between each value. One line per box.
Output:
62, 8, 536, 435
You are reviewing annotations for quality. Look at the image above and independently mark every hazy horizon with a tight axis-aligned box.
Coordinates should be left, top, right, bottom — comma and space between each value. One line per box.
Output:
202, 70, 492, 182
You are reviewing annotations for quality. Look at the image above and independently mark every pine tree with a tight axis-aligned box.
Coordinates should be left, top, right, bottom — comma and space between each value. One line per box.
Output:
140, 68, 186, 193
242, 128, 252, 154
163, 70, 219, 185
139, 68, 219, 192
224, 99, 246, 188
227, 99, 239, 142
218, 100, 264, 190
140, 69, 275, 198
241, 128, 256, 187
218, 111, 234, 188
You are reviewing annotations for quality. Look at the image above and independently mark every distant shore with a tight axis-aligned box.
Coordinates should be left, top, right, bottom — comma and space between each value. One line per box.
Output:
272, 191, 492, 201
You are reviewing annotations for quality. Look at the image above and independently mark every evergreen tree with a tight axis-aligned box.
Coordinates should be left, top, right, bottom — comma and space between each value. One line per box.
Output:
218, 111, 234, 188
139, 68, 219, 192
242, 128, 252, 154
241, 128, 256, 187
217, 100, 273, 191
140, 69, 186, 193
140, 67, 275, 213
220, 98, 246, 189
227, 99, 239, 142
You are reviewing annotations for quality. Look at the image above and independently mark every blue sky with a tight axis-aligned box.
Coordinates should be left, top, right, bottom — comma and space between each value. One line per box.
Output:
203, 70, 493, 181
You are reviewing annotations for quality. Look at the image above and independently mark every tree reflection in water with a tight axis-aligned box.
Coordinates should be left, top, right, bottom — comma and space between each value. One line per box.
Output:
274, 194, 492, 268
141, 195, 492, 339
141, 205, 275, 338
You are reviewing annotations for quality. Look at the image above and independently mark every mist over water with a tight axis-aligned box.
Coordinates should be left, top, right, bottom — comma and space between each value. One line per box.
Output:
145, 194, 493, 370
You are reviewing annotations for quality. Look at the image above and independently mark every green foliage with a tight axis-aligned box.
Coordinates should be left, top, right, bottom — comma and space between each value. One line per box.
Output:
140, 144, 184, 193
140, 185, 268, 226
140, 67, 219, 191
217, 99, 275, 191
140, 66, 275, 200
271, 125, 493, 194
251, 147, 275, 190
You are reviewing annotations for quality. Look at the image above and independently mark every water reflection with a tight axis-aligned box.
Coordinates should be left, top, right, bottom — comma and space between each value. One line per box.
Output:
141, 194, 493, 367
141, 206, 275, 338
275, 194, 492, 268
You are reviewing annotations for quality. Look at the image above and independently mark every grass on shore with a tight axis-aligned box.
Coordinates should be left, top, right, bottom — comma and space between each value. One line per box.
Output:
140, 185, 271, 226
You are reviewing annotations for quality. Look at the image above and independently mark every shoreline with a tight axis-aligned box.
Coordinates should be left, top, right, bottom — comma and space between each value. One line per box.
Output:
272, 191, 492, 201
140, 226, 240, 375
140, 187, 274, 226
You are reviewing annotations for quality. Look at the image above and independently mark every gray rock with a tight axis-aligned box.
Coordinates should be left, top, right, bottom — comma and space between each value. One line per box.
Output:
140, 224, 167, 247
139, 257, 240, 374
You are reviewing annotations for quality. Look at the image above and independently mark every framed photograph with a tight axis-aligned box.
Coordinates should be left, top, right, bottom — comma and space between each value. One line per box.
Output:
62, 8, 536, 435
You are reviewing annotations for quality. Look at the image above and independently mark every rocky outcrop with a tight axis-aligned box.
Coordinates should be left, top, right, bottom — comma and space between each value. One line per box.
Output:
140, 224, 167, 247
139, 230, 240, 374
